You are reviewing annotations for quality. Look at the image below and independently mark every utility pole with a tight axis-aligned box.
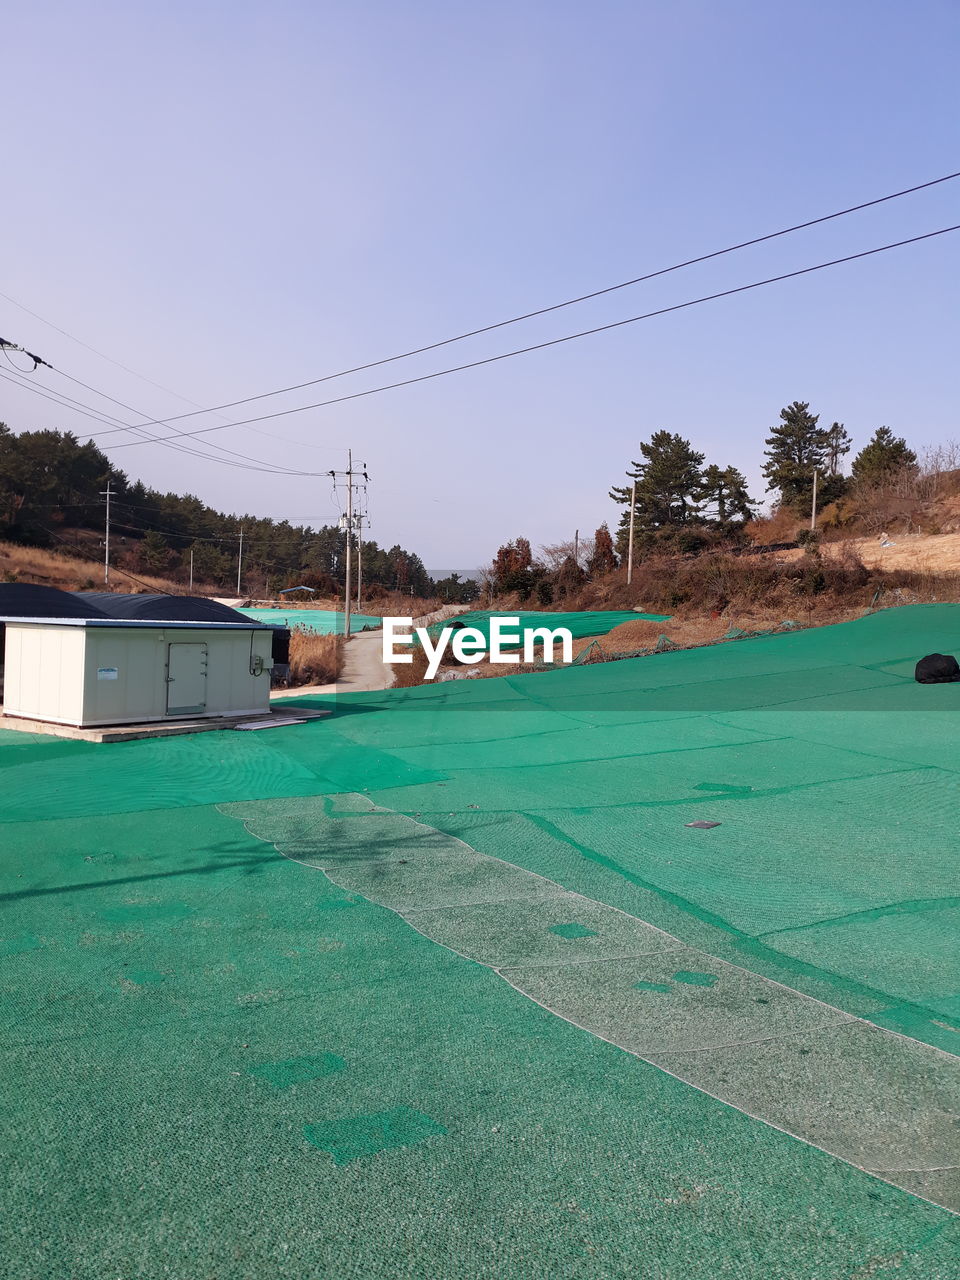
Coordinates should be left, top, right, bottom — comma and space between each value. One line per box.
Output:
810, 469, 818, 532
356, 512, 363, 613
574, 528, 579, 567
100, 481, 112, 585
626, 479, 636, 586
344, 450, 353, 637
329, 451, 369, 638
189, 548, 194, 593
236, 524, 244, 594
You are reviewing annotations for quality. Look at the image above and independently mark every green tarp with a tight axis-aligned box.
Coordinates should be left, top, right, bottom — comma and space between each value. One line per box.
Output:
3, 604, 960, 1277
238, 607, 382, 634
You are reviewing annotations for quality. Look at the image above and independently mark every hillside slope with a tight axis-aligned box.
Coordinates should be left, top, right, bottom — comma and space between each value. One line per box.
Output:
0, 540, 206, 596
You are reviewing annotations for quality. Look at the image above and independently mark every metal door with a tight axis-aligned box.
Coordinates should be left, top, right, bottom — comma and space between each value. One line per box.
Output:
166, 643, 208, 715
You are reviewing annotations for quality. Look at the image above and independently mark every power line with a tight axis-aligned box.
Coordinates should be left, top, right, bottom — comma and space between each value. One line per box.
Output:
0, 365, 332, 477
109, 512, 334, 546
0, 290, 334, 453
72, 168, 960, 439
48, 365, 333, 475
100, 221, 960, 449
4, 324, 334, 475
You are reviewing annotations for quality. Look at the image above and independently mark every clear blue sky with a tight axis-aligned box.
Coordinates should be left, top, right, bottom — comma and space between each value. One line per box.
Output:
3, 0, 958, 569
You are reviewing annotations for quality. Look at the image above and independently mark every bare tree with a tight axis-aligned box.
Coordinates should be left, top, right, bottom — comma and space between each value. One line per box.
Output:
540, 536, 594, 572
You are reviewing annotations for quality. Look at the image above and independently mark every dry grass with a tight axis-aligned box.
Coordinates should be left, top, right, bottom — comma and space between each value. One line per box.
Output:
540, 547, 960, 618
287, 631, 344, 686
0, 541, 216, 596
390, 646, 432, 687
349, 590, 441, 618
570, 606, 867, 660
779, 533, 960, 575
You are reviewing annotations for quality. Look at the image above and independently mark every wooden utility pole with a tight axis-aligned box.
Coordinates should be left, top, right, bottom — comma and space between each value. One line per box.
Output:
189, 548, 194, 593
573, 529, 579, 567
236, 525, 244, 594
626, 479, 636, 586
100, 481, 112, 584
810, 469, 818, 532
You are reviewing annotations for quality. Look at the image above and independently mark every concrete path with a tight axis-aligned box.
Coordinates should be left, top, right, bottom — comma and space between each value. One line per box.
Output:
272, 603, 470, 700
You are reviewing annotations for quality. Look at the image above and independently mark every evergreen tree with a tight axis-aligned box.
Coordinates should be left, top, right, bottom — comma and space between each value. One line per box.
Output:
700, 464, 756, 526
823, 422, 852, 477
610, 431, 705, 535
141, 530, 171, 572
851, 427, 918, 486
0, 424, 430, 592
762, 401, 826, 508
587, 523, 618, 575
490, 536, 546, 597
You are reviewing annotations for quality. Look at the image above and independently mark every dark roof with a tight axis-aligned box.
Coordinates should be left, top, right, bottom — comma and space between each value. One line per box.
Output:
0, 584, 110, 619
71, 592, 250, 623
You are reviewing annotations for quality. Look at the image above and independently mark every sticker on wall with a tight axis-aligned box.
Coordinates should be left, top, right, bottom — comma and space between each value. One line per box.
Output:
97, 667, 119, 680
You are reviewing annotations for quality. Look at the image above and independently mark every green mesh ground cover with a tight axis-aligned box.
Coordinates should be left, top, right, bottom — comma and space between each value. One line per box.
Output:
238, 607, 382, 633
4, 604, 960, 1275
3, 805, 960, 1279
223, 794, 960, 1212
425, 608, 670, 646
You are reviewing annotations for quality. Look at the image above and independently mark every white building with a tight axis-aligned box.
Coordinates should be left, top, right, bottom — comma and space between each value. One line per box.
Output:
1, 617, 275, 727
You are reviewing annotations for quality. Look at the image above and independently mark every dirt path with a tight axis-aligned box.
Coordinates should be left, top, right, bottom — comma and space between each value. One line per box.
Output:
272, 603, 470, 700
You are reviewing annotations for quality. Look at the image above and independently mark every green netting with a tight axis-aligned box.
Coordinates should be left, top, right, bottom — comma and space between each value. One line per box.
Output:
221, 794, 960, 1213
5, 604, 960, 1274
7, 804, 959, 1278
237, 607, 382, 633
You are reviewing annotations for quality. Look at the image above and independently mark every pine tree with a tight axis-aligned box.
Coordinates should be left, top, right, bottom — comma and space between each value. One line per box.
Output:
851, 427, 918, 486
141, 529, 170, 572
823, 422, 852, 477
700, 465, 756, 526
762, 401, 827, 508
610, 431, 706, 535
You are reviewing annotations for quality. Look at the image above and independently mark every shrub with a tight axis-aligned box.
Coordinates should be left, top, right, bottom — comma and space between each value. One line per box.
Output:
288, 632, 344, 685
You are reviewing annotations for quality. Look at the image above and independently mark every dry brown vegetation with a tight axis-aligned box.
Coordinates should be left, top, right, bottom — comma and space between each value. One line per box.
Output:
781, 533, 960, 575
287, 632, 345, 686
521, 545, 959, 619
747, 456, 960, 548
0, 540, 217, 596
390, 646, 433, 688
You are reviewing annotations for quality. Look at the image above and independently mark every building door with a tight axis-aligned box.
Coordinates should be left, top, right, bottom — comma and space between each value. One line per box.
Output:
166, 643, 208, 715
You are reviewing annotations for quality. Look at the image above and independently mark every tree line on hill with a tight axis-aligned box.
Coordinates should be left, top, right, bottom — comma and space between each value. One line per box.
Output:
488, 401, 921, 600
0, 424, 463, 598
